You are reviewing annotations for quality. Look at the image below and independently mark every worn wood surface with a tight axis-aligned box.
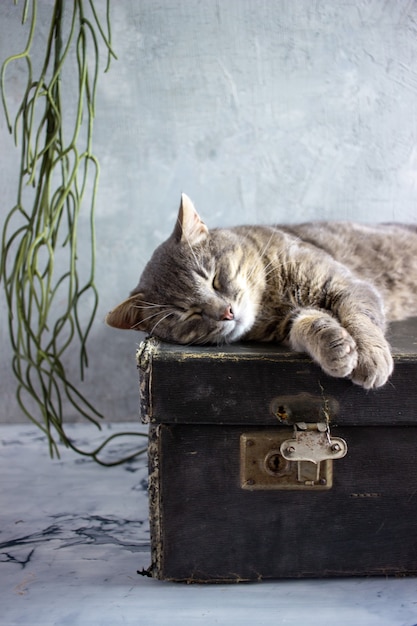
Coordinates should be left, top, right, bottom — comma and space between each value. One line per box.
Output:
139, 318, 417, 581
150, 423, 417, 582
138, 318, 417, 427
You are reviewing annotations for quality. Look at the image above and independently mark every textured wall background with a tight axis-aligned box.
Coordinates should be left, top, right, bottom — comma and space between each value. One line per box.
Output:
1, 0, 417, 423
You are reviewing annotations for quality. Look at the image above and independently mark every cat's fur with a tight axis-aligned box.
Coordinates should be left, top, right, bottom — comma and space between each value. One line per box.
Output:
106, 194, 417, 389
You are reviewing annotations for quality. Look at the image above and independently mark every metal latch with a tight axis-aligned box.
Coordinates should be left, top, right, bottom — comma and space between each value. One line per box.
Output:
240, 423, 347, 491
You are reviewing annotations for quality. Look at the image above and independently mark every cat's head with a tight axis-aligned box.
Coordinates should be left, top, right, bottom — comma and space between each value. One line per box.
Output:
106, 194, 263, 344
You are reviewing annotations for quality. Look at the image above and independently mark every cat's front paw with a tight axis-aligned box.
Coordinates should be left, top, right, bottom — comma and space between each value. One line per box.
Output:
317, 326, 358, 379
289, 312, 358, 380
350, 341, 393, 389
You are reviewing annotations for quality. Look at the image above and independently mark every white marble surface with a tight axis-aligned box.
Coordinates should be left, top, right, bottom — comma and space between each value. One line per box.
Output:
2, 423, 417, 626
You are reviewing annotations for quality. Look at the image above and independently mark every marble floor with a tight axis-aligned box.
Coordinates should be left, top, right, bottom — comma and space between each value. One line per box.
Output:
2, 422, 417, 626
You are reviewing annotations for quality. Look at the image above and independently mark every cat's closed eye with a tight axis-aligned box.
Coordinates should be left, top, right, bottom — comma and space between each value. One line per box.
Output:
177, 305, 202, 320
187, 310, 203, 320
212, 273, 221, 291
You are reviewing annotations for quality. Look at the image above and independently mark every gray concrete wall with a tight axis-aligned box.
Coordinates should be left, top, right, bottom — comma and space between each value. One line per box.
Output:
1, 0, 417, 423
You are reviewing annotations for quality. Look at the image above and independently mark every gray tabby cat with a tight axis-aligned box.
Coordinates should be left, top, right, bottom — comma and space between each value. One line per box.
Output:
106, 194, 417, 389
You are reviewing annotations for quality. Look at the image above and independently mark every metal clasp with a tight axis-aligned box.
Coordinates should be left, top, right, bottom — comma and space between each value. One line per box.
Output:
280, 422, 347, 486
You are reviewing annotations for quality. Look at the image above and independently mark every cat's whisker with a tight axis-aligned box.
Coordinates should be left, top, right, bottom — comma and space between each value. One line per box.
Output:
186, 328, 221, 347
246, 254, 267, 283
133, 299, 172, 309
255, 229, 280, 259
262, 259, 294, 282
186, 336, 207, 347
149, 311, 176, 335
260, 230, 279, 257
262, 259, 276, 279
239, 228, 292, 284
130, 313, 162, 330
133, 303, 171, 310
262, 259, 287, 276
134, 308, 173, 329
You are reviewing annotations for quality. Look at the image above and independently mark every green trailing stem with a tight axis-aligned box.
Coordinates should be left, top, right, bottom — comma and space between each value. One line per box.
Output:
1, 0, 147, 466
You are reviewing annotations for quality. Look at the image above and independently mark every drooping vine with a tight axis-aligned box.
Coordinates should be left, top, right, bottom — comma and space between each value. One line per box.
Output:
1, 0, 147, 465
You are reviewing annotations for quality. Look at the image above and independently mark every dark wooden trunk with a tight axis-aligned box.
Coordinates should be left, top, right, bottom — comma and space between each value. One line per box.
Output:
138, 318, 417, 582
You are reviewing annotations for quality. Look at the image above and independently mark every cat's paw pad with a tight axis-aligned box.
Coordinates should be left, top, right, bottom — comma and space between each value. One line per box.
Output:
318, 326, 358, 378
350, 342, 393, 389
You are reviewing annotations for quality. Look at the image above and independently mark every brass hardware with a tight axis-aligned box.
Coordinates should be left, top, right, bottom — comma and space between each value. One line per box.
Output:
240, 423, 347, 491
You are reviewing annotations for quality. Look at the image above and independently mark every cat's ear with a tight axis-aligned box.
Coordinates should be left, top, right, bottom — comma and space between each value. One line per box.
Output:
173, 193, 209, 245
105, 293, 146, 331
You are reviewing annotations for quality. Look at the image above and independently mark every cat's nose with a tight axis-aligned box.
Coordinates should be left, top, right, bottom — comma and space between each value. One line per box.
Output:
221, 305, 234, 321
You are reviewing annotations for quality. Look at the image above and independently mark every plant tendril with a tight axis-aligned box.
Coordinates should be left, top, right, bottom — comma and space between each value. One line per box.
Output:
1, 0, 147, 466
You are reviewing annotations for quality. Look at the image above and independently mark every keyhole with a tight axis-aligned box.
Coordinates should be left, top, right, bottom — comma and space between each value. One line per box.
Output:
267, 454, 282, 473
264, 450, 290, 477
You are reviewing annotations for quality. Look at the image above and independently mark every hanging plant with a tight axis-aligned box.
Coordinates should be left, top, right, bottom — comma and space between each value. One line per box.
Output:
1, 0, 146, 465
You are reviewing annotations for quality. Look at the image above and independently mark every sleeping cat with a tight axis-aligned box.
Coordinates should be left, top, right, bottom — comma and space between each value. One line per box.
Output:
106, 194, 417, 389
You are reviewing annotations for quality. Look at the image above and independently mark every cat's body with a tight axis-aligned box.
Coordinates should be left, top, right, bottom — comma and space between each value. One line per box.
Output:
106, 194, 417, 389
